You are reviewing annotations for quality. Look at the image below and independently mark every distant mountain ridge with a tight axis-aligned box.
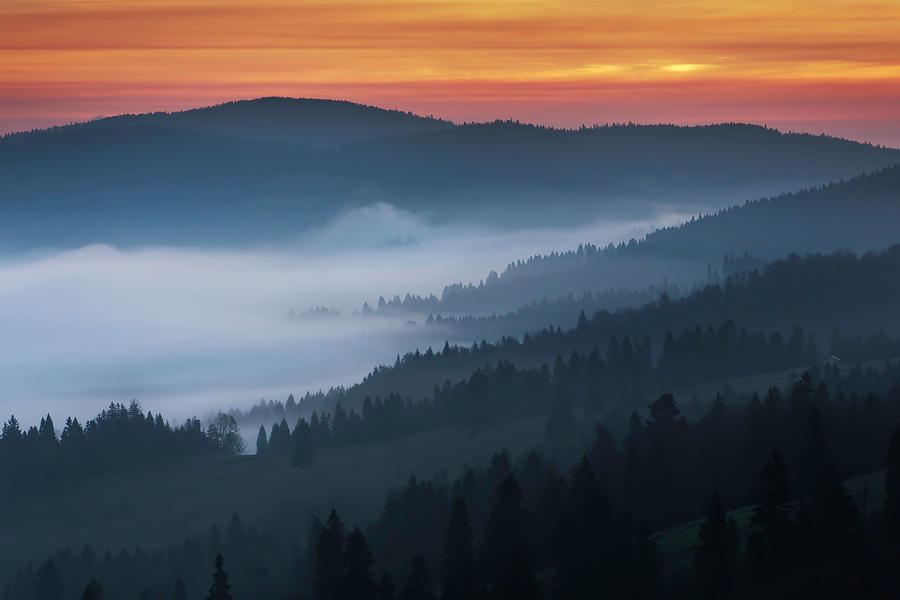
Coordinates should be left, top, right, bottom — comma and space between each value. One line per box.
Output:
2, 97, 454, 149
2, 97, 899, 249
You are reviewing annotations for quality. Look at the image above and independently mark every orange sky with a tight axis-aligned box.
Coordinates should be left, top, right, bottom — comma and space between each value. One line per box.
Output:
1, 0, 899, 145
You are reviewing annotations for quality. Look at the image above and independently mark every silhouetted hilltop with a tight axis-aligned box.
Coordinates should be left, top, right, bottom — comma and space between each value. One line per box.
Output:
2, 101, 899, 248
5, 97, 454, 149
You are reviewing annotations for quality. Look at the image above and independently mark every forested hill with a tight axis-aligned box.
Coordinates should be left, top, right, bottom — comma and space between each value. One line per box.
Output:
340, 121, 900, 203
3, 103, 899, 248
4, 97, 453, 149
0, 126, 339, 246
247, 246, 900, 419
636, 164, 900, 259
367, 165, 900, 317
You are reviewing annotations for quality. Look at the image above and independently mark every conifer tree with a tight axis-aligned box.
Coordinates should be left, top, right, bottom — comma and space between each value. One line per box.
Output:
481, 475, 530, 590
33, 559, 62, 600
441, 497, 476, 600
1, 415, 22, 443
694, 492, 739, 599
647, 393, 681, 428
314, 510, 346, 600
255, 425, 268, 455
81, 580, 103, 600
747, 452, 794, 578
343, 528, 376, 600
291, 418, 314, 466
206, 554, 232, 600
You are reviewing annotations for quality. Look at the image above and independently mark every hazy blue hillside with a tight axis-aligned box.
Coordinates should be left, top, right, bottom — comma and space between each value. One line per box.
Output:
376, 165, 900, 317
637, 164, 900, 258
0, 126, 343, 248
3, 97, 454, 149
342, 121, 900, 210
2, 102, 899, 249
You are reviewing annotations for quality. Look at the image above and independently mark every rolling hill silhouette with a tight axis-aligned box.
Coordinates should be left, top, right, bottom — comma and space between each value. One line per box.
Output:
2, 98, 898, 248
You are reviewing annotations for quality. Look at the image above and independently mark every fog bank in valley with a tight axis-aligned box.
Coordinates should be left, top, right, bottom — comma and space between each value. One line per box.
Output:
0, 203, 691, 426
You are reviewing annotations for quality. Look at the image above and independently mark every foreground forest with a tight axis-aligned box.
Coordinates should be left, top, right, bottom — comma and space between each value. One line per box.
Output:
3, 239, 900, 598
5, 363, 900, 599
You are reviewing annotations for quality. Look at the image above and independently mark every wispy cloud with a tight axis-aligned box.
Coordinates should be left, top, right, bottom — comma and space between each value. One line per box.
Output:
1, 1, 899, 144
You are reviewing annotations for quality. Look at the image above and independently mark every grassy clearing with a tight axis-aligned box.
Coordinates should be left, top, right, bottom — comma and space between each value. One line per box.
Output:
653, 469, 886, 575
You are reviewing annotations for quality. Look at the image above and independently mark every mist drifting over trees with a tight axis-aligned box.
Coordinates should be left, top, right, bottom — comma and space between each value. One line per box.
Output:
1, 96, 899, 599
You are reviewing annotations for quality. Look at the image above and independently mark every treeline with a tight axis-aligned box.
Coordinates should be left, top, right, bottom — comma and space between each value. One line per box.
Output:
0, 402, 241, 501
10, 116, 897, 249
270, 245, 900, 416
260, 364, 900, 532
239, 307, 900, 441
10, 366, 900, 598
359, 281, 682, 322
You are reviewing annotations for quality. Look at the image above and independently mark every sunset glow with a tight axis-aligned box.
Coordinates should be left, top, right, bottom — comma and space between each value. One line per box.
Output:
2, 0, 899, 144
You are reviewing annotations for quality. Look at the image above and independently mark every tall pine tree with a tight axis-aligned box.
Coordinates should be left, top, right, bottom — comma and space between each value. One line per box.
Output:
441, 497, 476, 600
314, 510, 346, 600
206, 554, 232, 600
344, 528, 376, 600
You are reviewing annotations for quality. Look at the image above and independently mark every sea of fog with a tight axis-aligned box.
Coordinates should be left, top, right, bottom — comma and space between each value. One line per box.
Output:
0, 203, 690, 427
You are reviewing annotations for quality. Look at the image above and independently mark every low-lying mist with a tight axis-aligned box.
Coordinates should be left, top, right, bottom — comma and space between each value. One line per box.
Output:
0, 203, 691, 426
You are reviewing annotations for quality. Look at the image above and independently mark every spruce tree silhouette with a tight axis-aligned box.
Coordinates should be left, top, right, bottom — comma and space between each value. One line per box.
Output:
255, 425, 268, 455
206, 554, 232, 600
570, 455, 610, 559
694, 492, 739, 599
747, 452, 794, 579
81, 579, 103, 600
399, 556, 436, 600
33, 559, 62, 600
343, 527, 376, 600
314, 509, 345, 600
885, 424, 900, 542
290, 418, 314, 466
441, 497, 476, 600
481, 475, 536, 596
647, 393, 681, 428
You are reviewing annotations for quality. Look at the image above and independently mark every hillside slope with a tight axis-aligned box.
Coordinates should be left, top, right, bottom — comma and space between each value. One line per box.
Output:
2, 104, 898, 249
381, 166, 900, 316
4, 97, 453, 149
